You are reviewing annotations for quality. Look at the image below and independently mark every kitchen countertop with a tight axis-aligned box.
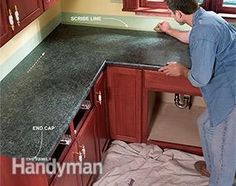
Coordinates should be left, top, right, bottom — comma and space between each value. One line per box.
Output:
0, 24, 191, 159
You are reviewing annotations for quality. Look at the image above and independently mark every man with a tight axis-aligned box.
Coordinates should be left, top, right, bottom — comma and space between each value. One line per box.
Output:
155, 0, 236, 185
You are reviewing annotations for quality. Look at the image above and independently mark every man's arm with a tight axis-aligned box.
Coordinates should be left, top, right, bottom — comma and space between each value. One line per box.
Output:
159, 39, 216, 88
154, 22, 190, 44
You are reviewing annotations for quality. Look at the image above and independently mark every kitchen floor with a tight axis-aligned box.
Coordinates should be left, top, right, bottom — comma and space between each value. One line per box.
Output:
94, 140, 209, 186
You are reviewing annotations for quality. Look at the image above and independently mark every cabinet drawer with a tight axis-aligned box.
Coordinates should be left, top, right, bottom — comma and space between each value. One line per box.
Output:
144, 70, 201, 96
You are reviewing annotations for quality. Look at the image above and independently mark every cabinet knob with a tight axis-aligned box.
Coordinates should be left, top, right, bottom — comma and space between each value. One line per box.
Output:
8, 9, 15, 31
96, 91, 102, 105
14, 5, 20, 27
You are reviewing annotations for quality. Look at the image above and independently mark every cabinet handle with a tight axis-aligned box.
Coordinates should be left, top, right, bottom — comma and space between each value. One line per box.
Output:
8, 9, 14, 31
78, 144, 86, 158
74, 151, 83, 162
14, 5, 20, 26
96, 91, 102, 105
81, 145, 86, 158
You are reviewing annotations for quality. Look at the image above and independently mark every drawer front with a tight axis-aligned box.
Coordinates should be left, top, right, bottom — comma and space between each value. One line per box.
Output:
144, 70, 201, 96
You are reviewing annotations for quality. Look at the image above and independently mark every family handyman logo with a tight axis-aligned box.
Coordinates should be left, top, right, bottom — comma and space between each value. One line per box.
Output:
12, 158, 102, 177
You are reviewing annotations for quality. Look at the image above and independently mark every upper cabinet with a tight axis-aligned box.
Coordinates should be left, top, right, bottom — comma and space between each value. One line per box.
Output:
0, 0, 59, 47
0, 0, 13, 46
7, 0, 44, 34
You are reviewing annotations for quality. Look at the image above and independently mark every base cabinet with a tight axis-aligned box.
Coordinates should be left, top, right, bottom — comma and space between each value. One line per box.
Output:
94, 72, 110, 160
76, 108, 98, 186
0, 67, 203, 186
107, 66, 142, 143
51, 143, 82, 186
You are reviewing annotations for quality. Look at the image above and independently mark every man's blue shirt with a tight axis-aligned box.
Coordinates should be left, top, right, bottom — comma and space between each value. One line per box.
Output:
188, 7, 236, 126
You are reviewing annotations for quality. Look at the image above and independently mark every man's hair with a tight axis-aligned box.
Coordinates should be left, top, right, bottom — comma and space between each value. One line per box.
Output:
164, 0, 199, 14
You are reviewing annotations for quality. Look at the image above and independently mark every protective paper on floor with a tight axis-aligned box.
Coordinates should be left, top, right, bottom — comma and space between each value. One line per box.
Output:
94, 140, 209, 186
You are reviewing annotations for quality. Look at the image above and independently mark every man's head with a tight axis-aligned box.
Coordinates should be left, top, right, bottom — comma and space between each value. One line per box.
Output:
165, 0, 199, 24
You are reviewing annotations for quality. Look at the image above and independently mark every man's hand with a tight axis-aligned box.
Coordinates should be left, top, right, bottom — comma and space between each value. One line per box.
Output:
154, 22, 171, 33
154, 22, 189, 44
158, 62, 189, 77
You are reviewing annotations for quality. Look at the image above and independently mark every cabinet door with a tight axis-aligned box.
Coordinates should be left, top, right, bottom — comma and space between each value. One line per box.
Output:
7, 0, 43, 34
94, 71, 110, 160
0, 0, 13, 47
51, 142, 82, 186
107, 66, 142, 143
77, 108, 98, 186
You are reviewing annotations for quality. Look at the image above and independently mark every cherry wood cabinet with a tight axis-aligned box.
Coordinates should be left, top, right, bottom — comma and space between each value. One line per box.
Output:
51, 142, 82, 186
76, 108, 98, 186
0, 0, 13, 47
94, 71, 110, 160
7, 0, 43, 34
0, 0, 44, 47
51, 109, 99, 186
107, 66, 142, 143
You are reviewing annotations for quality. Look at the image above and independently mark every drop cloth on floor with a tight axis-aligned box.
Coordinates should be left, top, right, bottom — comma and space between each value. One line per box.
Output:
94, 140, 209, 186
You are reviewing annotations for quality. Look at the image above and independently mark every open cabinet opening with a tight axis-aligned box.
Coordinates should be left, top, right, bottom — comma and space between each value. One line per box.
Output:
147, 92, 205, 148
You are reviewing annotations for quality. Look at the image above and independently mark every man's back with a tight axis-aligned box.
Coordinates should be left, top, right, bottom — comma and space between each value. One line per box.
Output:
189, 8, 236, 126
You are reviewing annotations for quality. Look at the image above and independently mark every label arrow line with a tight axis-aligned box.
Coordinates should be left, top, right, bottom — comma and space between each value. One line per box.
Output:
103, 17, 128, 27
32, 130, 44, 159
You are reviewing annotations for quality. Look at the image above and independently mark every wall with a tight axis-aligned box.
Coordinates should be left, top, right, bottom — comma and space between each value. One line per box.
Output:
0, 2, 61, 81
61, 0, 191, 31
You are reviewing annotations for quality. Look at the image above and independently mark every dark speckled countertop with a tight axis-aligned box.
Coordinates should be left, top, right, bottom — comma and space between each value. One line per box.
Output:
0, 24, 191, 159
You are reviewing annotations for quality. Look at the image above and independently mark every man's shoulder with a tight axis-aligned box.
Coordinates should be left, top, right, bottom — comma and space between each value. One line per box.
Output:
191, 12, 225, 42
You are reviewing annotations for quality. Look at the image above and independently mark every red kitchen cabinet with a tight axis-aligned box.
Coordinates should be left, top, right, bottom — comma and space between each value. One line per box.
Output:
94, 71, 110, 160
0, 0, 13, 47
51, 142, 82, 186
76, 108, 98, 186
7, 0, 43, 34
107, 66, 142, 143
0, 0, 43, 47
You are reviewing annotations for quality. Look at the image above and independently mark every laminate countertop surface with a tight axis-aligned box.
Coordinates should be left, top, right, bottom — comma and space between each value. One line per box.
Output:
0, 24, 191, 159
